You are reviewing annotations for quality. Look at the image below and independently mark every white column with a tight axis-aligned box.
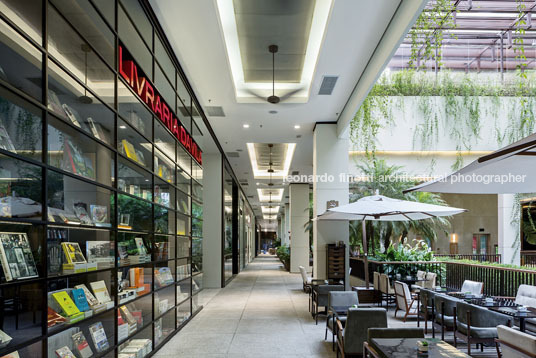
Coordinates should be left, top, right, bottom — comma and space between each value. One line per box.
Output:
202, 153, 223, 288
283, 203, 290, 246
313, 124, 349, 288
277, 217, 283, 242
498, 194, 520, 265
290, 183, 310, 273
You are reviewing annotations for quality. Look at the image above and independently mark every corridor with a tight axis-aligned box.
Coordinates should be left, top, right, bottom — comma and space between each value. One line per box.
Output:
154, 255, 336, 357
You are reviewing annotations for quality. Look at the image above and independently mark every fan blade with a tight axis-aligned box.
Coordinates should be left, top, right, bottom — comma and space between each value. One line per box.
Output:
243, 88, 266, 100
278, 87, 305, 102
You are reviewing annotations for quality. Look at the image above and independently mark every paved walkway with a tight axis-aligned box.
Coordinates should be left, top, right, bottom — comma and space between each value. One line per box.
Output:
154, 254, 336, 357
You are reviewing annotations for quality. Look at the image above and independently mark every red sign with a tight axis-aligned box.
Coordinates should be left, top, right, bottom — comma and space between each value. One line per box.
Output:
119, 45, 202, 165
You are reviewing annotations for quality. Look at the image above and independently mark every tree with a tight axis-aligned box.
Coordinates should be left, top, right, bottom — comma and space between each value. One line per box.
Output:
350, 159, 451, 253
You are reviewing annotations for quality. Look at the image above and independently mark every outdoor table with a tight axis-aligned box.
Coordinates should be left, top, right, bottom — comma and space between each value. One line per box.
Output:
370, 338, 469, 358
490, 307, 536, 332
466, 297, 519, 308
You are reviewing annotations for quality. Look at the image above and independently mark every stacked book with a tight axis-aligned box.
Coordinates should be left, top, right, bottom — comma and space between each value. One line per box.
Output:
118, 339, 152, 358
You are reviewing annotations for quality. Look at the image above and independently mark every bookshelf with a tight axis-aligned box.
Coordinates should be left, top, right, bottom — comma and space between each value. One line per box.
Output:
0, 0, 205, 357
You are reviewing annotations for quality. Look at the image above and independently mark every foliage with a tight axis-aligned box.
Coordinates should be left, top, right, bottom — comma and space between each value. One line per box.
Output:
350, 159, 452, 252
373, 239, 434, 262
276, 245, 290, 270
435, 257, 536, 272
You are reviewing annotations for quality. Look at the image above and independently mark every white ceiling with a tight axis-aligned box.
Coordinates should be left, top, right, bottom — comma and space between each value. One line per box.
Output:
149, 0, 423, 230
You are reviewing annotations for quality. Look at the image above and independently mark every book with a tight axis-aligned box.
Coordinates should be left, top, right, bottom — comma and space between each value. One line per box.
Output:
61, 242, 87, 264
88, 322, 109, 353
71, 331, 93, 358
90, 280, 111, 304
55, 346, 76, 358
86, 241, 113, 267
74, 284, 101, 309
52, 291, 81, 317
117, 322, 129, 342
121, 139, 139, 162
134, 237, 147, 255
47, 89, 65, 117
87, 117, 106, 142
0, 120, 15, 152
119, 305, 137, 325
0, 232, 39, 281
62, 138, 95, 180
74, 203, 92, 225
62, 104, 83, 128
89, 205, 108, 226
71, 288, 90, 312
0, 330, 12, 348
47, 234, 62, 275
155, 267, 173, 287
47, 307, 67, 328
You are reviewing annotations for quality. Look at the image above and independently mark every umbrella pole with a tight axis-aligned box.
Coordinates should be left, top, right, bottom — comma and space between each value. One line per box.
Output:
362, 220, 369, 289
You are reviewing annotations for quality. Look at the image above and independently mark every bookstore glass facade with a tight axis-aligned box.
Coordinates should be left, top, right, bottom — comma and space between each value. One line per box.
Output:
0, 0, 204, 357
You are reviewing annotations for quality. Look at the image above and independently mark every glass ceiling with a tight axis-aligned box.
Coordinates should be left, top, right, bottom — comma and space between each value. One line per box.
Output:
388, 0, 536, 74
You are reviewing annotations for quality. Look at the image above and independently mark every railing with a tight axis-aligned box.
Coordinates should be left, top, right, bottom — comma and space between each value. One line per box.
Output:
521, 252, 536, 267
350, 257, 536, 297
434, 254, 501, 263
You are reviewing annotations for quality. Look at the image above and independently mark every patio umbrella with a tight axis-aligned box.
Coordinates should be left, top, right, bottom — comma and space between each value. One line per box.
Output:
315, 194, 466, 288
405, 132, 536, 194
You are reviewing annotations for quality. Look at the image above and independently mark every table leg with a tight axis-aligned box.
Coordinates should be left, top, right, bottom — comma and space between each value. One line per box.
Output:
520, 317, 526, 333
417, 292, 420, 328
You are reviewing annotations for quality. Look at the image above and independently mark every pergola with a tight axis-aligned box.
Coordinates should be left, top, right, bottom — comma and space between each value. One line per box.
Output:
389, 0, 536, 75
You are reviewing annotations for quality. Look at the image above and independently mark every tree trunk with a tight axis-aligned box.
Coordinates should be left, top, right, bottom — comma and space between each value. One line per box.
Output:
383, 225, 393, 252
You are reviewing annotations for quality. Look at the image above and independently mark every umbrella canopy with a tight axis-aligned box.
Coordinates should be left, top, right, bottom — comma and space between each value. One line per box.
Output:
315, 195, 466, 221
406, 132, 536, 194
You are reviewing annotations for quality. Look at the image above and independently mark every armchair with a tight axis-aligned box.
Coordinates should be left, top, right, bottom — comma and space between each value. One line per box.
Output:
313, 284, 344, 324
336, 308, 387, 358
325, 291, 359, 351
394, 281, 418, 322
496, 324, 536, 358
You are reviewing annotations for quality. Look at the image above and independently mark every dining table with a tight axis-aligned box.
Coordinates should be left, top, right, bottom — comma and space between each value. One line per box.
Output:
370, 338, 469, 358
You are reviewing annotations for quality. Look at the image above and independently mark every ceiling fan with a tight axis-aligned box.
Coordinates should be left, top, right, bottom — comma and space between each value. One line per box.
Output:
256, 143, 284, 187
246, 45, 303, 104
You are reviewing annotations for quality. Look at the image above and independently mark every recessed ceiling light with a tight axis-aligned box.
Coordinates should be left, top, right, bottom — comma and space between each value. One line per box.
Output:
243, 124, 250, 128
119, 125, 126, 129
269, 110, 278, 114
256, 182, 260, 186
294, 125, 301, 129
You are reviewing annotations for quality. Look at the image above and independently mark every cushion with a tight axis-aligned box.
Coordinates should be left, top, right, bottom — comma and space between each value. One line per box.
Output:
457, 322, 498, 339
434, 314, 455, 327
515, 284, 536, 308
461, 280, 483, 295
327, 315, 346, 331
498, 325, 536, 358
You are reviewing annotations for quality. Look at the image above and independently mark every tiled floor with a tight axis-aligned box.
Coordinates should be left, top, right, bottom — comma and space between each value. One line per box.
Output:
154, 255, 498, 357
154, 254, 336, 357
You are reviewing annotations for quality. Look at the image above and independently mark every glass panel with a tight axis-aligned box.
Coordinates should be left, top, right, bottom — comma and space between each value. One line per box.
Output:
155, 308, 175, 347
118, 321, 153, 356
117, 157, 152, 201
48, 310, 115, 356
191, 119, 203, 156
176, 213, 190, 237
154, 234, 174, 261
119, 265, 152, 300
92, 0, 115, 28
48, 61, 114, 146
0, 222, 43, 282
117, 194, 152, 232
47, 271, 115, 334
0, 154, 42, 220
154, 120, 175, 162
155, 205, 174, 235
177, 236, 189, 259
177, 190, 190, 215
177, 145, 191, 175
117, 293, 152, 344
192, 181, 202, 202
118, 80, 152, 139
154, 273, 175, 302
47, 171, 113, 228
47, 227, 113, 277
192, 200, 201, 219
118, 118, 152, 170
224, 171, 233, 282
192, 218, 202, 239
154, 64, 175, 109
0, 19, 42, 101
154, 148, 174, 184
154, 176, 174, 209
3, 340, 42, 358
117, 231, 150, 268
176, 299, 190, 326
192, 292, 200, 313
192, 162, 203, 185
176, 74, 190, 116
193, 273, 203, 294
0, 86, 42, 161
118, 5, 152, 80
192, 254, 202, 274
48, 6, 114, 107
48, 116, 114, 185
176, 168, 190, 195
176, 258, 190, 282
0, 0, 42, 44
155, 35, 175, 88
120, 0, 152, 49
177, 278, 191, 301
50, 0, 115, 66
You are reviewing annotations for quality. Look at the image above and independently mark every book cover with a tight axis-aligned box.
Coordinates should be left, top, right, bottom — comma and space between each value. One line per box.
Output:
0, 120, 15, 152
62, 104, 82, 128
117, 241, 129, 260
134, 237, 147, 255
0, 233, 39, 282
71, 288, 90, 312
89, 205, 108, 226
61, 242, 87, 264
71, 331, 93, 358
74, 284, 100, 307
88, 322, 109, 353
52, 291, 81, 317
90, 280, 111, 304
86, 241, 113, 266
87, 117, 106, 142
47, 236, 62, 275
119, 305, 137, 325
47, 307, 67, 328
47, 89, 66, 117
73, 203, 92, 225
55, 346, 76, 358
62, 138, 78, 175
121, 140, 138, 162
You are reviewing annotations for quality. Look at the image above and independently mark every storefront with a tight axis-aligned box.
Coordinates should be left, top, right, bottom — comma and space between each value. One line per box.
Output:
0, 0, 219, 356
